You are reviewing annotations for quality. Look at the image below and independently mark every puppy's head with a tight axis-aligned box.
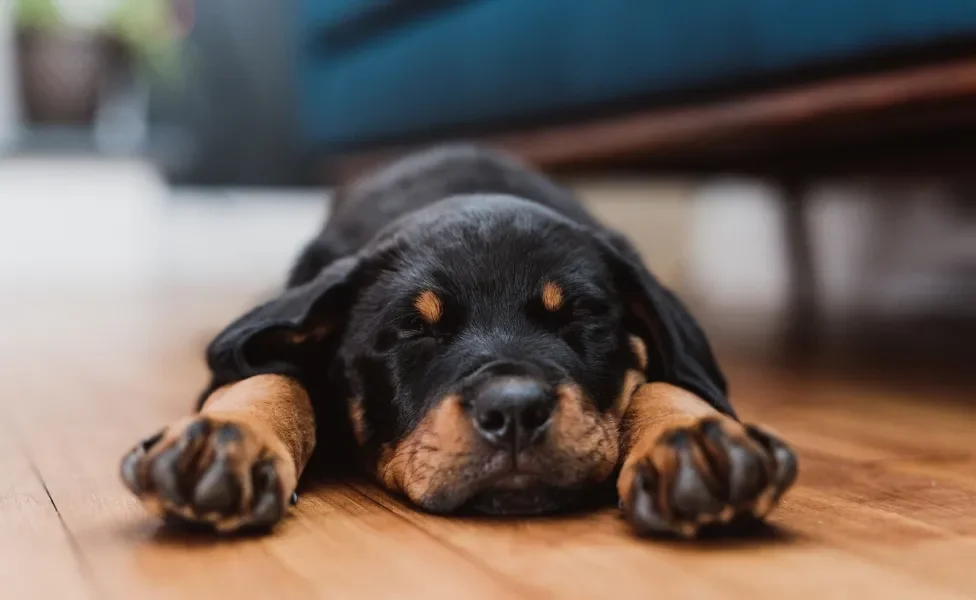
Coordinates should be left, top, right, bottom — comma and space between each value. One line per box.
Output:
210, 195, 678, 515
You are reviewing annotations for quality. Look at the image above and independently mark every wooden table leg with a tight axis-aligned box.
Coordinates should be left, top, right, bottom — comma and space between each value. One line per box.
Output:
780, 178, 820, 355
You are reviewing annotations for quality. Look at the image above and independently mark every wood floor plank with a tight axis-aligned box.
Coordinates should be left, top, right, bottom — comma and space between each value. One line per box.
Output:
3, 361, 318, 599
357, 483, 973, 600
265, 484, 521, 599
0, 427, 94, 600
779, 490, 976, 596
353, 486, 730, 600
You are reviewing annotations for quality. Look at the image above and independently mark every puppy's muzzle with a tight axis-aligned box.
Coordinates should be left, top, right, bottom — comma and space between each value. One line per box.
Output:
471, 376, 554, 450
464, 360, 556, 453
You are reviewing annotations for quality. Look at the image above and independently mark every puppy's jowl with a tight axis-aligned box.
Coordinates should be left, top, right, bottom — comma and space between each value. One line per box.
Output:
121, 146, 797, 538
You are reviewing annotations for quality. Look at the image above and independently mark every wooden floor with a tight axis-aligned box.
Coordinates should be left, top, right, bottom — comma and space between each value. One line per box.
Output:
2, 289, 974, 600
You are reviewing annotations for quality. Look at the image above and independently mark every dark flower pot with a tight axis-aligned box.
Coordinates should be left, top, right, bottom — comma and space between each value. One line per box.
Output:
16, 29, 119, 125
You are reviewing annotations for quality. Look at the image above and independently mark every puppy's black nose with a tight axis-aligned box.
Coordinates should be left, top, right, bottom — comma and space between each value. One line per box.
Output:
472, 377, 554, 450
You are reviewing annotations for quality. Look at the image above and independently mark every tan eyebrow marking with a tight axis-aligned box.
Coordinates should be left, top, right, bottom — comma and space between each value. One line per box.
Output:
541, 281, 564, 312
414, 290, 443, 324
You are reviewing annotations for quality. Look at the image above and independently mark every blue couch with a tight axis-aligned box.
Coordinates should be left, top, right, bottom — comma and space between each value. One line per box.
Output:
296, 0, 976, 153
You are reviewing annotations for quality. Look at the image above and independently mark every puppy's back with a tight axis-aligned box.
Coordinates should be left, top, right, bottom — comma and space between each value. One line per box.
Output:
333, 145, 598, 250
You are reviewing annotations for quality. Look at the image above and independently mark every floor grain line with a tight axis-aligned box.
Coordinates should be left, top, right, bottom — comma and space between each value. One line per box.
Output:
0, 425, 97, 600
346, 482, 536, 599
20, 438, 104, 600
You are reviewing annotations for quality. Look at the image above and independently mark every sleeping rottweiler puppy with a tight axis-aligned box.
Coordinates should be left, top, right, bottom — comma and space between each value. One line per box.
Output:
121, 145, 797, 538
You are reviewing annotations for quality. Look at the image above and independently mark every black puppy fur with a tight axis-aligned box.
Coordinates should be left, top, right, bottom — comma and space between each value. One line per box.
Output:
200, 145, 737, 516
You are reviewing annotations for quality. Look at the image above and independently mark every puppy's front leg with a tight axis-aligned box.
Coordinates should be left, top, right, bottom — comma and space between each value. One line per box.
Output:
121, 374, 315, 533
617, 383, 797, 538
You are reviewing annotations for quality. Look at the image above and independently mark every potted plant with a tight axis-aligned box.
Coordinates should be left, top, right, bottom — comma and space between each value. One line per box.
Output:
14, 0, 189, 125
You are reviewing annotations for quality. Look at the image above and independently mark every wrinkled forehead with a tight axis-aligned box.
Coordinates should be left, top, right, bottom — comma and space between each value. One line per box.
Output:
385, 200, 611, 301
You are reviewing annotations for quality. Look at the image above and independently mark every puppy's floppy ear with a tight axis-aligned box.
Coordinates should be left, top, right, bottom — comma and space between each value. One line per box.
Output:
594, 230, 734, 417
204, 254, 367, 392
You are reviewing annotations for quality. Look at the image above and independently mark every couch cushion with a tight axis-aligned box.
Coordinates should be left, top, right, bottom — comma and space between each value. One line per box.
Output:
298, 0, 976, 149
302, 0, 468, 52
302, 0, 387, 31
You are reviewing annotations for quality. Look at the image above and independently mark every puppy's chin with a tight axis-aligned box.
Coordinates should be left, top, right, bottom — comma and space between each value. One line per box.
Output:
411, 455, 614, 516
425, 476, 602, 516
467, 487, 573, 516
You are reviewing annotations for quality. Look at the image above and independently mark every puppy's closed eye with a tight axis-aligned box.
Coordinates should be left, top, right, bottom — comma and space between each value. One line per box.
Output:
400, 315, 444, 342
529, 290, 610, 328
570, 297, 611, 319
374, 315, 447, 354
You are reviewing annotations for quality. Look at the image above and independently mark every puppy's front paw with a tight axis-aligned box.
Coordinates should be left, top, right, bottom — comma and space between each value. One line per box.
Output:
618, 417, 797, 538
120, 415, 296, 533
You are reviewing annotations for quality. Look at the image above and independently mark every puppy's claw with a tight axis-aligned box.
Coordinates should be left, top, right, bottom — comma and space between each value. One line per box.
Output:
193, 457, 242, 515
